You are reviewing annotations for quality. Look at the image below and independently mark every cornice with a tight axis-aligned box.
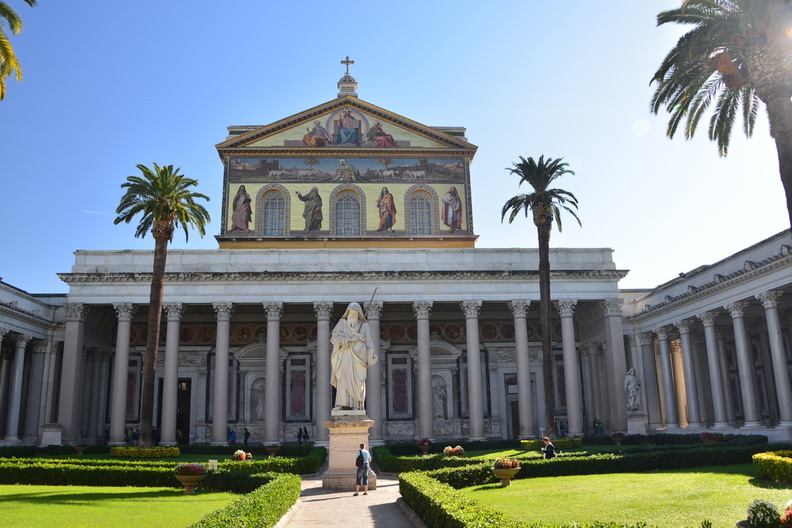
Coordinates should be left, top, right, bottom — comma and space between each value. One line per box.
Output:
625, 251, 792, 324
58, 268, 627, 285
0, 302, 55, 326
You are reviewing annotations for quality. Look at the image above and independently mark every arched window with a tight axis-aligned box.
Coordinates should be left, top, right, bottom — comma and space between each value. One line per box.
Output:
408, 190, 433, 235
261, 189, 286, 235
334, 190, 361, 235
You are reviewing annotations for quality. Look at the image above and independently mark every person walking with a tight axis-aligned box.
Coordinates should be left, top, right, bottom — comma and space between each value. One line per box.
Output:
353, 443, 372, 496
541, 437, 556, 459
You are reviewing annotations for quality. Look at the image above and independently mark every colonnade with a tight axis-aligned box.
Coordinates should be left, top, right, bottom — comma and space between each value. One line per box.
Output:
634, 289, 792, 431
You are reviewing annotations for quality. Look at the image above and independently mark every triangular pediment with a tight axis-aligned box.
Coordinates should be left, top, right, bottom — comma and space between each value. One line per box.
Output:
216, 96, 476, 154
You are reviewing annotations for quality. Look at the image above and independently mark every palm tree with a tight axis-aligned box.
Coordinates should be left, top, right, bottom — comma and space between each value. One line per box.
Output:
0, 0, 37, 100
650, 0, 792, 228
377, 158, 394, 170
303, 158, 319, 170
501, 155, 580, 437
114, 163, 210, 448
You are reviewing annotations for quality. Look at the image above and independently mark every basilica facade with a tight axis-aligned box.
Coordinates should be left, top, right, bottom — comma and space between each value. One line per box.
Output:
1, 71, 791, 446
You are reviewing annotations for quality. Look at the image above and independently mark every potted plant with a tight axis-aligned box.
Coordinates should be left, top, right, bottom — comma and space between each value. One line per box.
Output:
738, 498, 782, 528
700, 431, 725, 444
443, 445, 465, 458
417, 438, 432, 455
174, 463, 206, 494
265, 444, 279, 456
610, 431, 626, 445
491, 457, 521, 487
232, 449, 251, 460
73, 444, 87, 455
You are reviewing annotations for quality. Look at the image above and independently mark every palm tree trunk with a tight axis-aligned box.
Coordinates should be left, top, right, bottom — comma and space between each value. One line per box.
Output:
765, 95, 792, 230
535, 211, 555, 437
139, 224, 171, 448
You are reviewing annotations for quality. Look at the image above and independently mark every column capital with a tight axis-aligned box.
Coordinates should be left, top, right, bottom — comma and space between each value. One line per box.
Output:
600, 297, 623, 317
460, 299, 482, 318
654, 326, 671, 340
697, 310, 719, 327
637, 332, 654, 346
33, 341, 48, 355
508, 299, 530, 317
412, 300, 433, 319
263, 302, 283, 320
365, 301, 383, 319
164, 302, 184, 320
313, 301, 333, 319
724, 301, 749, 318
0, 326, 8, 340
555, 298, 578, 317
674, 319, 694, 334
64, 302, 86, 322
213, 302, 234, 321
113, 302, 135, 322
14, 334, 32, 348
756, 290, 783, 309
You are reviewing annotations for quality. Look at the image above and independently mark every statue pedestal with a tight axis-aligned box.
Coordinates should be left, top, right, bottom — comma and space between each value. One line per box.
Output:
39, 424, 63, 447
322, 410, 377, 491
626, 411, 647, 435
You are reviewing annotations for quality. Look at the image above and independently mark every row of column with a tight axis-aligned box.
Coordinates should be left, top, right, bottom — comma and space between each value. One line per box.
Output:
83, 296, 594, 445
647, 290, 791, 430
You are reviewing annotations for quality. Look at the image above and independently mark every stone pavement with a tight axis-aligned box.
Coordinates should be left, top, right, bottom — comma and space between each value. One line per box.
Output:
277, 474, 426, 528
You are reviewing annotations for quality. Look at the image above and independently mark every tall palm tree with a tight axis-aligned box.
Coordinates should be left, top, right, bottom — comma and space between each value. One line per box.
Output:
650, 0, 792, 228
114, 163, 210, 448
501, 155, 580, 437
303, 158, 319, 170
0, 0, 37, 100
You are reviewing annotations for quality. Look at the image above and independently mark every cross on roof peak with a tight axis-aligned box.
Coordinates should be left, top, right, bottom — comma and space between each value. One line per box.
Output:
341, 56, 355, 76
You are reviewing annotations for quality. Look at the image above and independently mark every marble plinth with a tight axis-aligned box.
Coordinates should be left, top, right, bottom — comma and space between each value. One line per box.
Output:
322, 412, 377, 491
39, 424, 63, 447
626, 411, 647, 435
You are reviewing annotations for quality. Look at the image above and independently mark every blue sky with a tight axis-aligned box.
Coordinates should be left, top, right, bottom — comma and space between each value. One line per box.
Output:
1, 1, 788, 294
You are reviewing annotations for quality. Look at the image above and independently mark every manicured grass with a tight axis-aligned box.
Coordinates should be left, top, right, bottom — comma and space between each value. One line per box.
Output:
0, 485, 238, 528
460, 463, 792, 527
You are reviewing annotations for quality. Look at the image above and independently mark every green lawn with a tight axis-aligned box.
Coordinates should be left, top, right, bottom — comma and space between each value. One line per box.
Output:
0, 485, 238, 528
460, 464, 792, 527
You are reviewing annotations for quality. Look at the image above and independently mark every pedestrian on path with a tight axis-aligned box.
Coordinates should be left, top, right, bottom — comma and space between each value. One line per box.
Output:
353, 443, 371, 496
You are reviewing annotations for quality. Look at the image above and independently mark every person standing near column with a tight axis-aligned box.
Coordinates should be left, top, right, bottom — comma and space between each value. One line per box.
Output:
353, 443, 371, 496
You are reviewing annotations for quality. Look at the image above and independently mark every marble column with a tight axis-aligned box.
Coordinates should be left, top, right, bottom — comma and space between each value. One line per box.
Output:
160, 302, 183, 446
655, 327, 679, 428
715, 327, 737, 424
556, 299, 583, 436
4, 334, 32, 442
675, 319, 702, 427
724, 301, 762, 426
638, 332, 662, 429
58, 303, 87, 443
509, 300, 535, 439
670, 340, 688, 427
601, 299, 628, 431
461, 300, 485, 441
39, 341, 61, 427
109, 303, 135, 445
365, 301, 384, 444
264, 302, 282, 444
579, 343, 597, 432
96, 351, 112, 441
0, 349, 11, 436
697, 311, 729, 427
413, 301, 433, 439
86, 349, 105, 442
313, 302, 332, 445
24, 341, 47, 442
212, 302, 233, 445
757, 291, 792, 425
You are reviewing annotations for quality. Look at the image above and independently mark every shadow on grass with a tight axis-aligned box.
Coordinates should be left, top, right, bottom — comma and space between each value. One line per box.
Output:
4, 488, 194, 505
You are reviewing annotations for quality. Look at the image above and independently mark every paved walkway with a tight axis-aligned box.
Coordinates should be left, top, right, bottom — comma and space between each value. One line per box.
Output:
279, 474, 424, 528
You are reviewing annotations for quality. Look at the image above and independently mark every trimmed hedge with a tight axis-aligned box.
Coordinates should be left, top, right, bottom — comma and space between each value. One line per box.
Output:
189, 472, 301, 528
753, 450, 792, 484
110, 446, 181, 458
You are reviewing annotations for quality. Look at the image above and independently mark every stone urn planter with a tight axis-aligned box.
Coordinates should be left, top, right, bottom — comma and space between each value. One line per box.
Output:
491, 468, 520, 487
266, 445, 279, 456
735, 521, 751, 528
73, 445, 87, 455
174, 474, 205, 494
418, 445, 431, 456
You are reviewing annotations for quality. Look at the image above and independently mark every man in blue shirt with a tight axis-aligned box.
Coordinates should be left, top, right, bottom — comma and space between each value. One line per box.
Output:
353, 443, 371, 495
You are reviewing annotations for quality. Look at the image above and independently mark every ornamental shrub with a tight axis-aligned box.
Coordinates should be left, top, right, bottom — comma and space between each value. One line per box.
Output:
753, 450, 792, 484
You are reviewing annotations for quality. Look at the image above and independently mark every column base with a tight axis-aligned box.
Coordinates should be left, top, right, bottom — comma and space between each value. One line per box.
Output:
159, 442, 178, 447
468, 436, 486, 442
712, 422, 730, 428
210, 442, 230, 446
741, 421, 763, 428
